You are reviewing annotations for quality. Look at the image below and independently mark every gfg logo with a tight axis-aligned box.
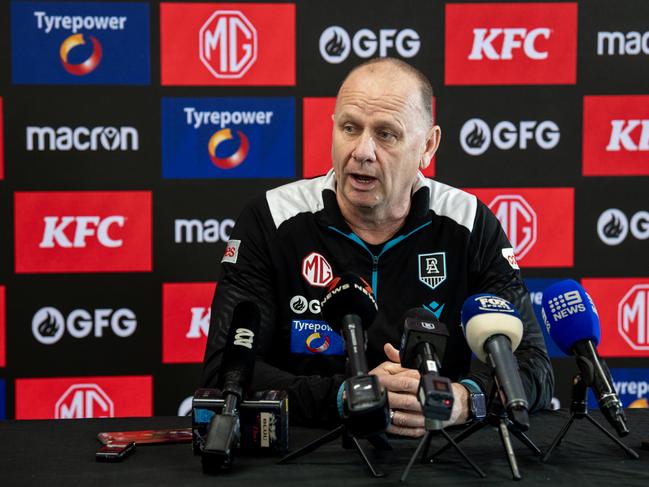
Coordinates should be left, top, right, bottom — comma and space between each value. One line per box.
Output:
26, 126, 139, 152
39, 216, 125, 248
199, 10, 257, 79
597, 209, 649, 246
55, 384, 114, 419
489, 195, 537, 260
469, 28, 551, 60
289, 295, 321, 315
32, 307, 137, 345
460, 118, 560, 156
319, 26, 420, 64
618, 285, 649, 351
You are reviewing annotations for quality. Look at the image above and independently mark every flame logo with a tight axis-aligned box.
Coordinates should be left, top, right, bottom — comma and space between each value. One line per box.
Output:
306, 332, 330, 353
325, 31, 346, 57
464, 122, 487, 149
60, 34, 103, 76
208, 128, 249, 169
602, 213, 624, 239
37, 312, 59, 338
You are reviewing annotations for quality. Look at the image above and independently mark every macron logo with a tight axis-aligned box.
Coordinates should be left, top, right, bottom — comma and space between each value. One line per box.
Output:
39, 216, 125, 248
469, 28, 550, 60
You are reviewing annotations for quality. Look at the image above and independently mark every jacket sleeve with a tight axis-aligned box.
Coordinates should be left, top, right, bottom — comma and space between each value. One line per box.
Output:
462, 200, 554, 412
201, 198, 345, 426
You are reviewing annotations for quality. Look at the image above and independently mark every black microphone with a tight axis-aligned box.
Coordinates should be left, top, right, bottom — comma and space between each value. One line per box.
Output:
399, 308, 454, 422
202, 301, 261, 471
321, 272, 389, 437
461, 294, 530, 430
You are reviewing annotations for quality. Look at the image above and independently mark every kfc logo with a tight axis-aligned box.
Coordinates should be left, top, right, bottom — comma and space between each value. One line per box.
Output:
199, 10, 257, 79
489, 195, 537, 261
619, 285, 649, 351
160, 3, 295, 86
302, 252, 333, 287
15, 376, 152, 419
583, 95, 649, 176
14, 191, 152, 273
469, 188, 574, 267
163, 282, 216, 363
445, 3, 577, 85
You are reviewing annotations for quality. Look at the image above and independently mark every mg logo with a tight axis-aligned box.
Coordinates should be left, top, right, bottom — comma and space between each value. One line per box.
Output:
199, 10, 257, 79
489, 195, 537, 260
55, 383, 114, 419
302, 252, 333, 287
618, 285, 649, 350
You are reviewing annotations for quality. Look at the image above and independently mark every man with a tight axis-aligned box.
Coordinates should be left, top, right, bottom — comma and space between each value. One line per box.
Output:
202, 58, 554, 437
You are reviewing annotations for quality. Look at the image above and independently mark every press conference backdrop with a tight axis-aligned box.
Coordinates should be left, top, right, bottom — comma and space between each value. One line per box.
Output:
0, 0, 647, 420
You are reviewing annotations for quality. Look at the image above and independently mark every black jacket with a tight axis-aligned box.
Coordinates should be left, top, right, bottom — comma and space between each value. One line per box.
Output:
202, 171, 554, 426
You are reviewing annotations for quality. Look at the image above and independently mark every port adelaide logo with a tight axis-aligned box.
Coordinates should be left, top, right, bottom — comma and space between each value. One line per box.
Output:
418, 252, 446, 290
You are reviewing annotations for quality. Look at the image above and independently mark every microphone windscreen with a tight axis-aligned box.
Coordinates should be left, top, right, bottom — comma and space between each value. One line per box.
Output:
399, 307, 449, 369
320, 272, 378, 332
217, 301, 261, 392
541, 279, 600, 356
461, 294, 523, 362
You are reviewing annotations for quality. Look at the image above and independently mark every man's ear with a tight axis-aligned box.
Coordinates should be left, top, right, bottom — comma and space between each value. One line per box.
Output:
420, 125, 441, 170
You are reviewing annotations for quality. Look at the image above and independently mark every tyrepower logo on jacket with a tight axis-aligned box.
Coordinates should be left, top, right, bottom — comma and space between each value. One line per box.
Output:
467, 188, 574, 267
582, 279, 649, 357
15, 375, 152, 419
11, 1, 150, 85
162, 282, 216, 363
162, 97, 295, 179
445, 3, 577, 85
160, 3, 295, 86
302, 97, 436, 178
14, 191, 152, 273
583, 95, 649, 176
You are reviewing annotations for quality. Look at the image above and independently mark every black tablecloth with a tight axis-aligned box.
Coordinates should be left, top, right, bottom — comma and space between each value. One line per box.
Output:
1, 409, 649, 486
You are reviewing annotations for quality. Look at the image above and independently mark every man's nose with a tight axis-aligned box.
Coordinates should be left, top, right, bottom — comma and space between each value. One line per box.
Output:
351, 131, 377, 163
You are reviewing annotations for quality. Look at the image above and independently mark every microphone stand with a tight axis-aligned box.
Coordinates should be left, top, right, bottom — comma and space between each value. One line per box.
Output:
277, 424, 391, 478
542, 374, 639, 462
424, 383, 542, 480
400, 418, 486, 481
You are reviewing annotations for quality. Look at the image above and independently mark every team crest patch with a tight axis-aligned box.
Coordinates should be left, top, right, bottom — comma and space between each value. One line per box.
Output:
418, 252, 447, 290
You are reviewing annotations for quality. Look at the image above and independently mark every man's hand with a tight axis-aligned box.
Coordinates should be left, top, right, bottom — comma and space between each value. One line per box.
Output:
369, 343, 425, 437
369, 343, 472, 437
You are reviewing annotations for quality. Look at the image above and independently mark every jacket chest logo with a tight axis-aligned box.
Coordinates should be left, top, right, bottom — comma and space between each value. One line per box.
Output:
301, 252, 333, 287
418, 252, 447, 290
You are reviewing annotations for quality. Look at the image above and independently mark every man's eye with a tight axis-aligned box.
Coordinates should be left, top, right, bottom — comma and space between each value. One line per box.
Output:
343, 125, 355, 134
378, 130, 396, 141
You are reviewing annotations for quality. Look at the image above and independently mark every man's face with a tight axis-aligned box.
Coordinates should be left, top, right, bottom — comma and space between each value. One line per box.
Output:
331, 65, 439, 218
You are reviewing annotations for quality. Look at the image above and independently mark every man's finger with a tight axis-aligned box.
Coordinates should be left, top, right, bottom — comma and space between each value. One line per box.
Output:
387, 391, 422, 412
387, 424, 426, 438
380, 373, 420, 394
391, 410, 425, 429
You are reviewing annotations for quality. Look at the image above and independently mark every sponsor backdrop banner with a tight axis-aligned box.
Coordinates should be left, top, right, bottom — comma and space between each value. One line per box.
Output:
0, 0, 647, 419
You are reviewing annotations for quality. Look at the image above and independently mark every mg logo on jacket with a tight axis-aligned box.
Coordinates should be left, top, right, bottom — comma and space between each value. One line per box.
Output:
302, 252, 333, 287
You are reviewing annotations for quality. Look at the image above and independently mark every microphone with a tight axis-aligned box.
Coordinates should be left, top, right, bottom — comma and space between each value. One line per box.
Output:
461, 294, 530, 430
321, 272, 389, 437
202, 301, 261, 471
399, 308, 454, 422
541, 279, 629, 436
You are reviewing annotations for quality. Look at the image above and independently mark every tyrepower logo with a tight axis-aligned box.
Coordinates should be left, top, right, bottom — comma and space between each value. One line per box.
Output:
583, 95, 649, 176
32, 307, 136, 345
468, 188, 574, 267
460, 118, 560, 156
162, 97, 294, 179
11, 2, 150, 85
445, 3, 577, 85
25, 125, 139, 152
319, 26, 420, 64
14, 191, 152, 273
15, 376, 152, 419
162, 282, 216, 363
583, 279, 649, 357
302, 97, 436, 178
160, 3, 295, 86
